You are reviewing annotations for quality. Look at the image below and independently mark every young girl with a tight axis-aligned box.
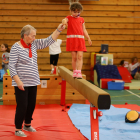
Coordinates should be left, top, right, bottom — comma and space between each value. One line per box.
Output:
49, 39, 66, 74
62, 2, 92, 79
1, 44, 10, 73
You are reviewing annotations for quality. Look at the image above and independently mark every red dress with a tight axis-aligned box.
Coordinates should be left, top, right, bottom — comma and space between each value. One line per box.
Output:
66, 15, 87, 52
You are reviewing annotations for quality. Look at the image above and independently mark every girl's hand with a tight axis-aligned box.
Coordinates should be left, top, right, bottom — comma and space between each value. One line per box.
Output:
88, 38, 92, 46
17, 80, 25, 91
62, 18, 68, 26
2, 60, 6, 63
2, 60, 9, 64
57, 23, 66, 32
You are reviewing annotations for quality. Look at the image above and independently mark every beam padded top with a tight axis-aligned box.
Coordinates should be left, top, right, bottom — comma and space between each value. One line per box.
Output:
58, 66, 111, 109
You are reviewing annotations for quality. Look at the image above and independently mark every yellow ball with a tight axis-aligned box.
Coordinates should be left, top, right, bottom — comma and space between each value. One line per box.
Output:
125, 110, 139, 123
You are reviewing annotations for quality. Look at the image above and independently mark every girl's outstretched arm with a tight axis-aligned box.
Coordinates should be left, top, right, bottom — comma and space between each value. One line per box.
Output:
83, 23, 92, 46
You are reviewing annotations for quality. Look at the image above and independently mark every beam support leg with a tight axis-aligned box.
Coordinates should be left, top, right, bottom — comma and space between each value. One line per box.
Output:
59, 79, 66, 106
90, 104, 103, 140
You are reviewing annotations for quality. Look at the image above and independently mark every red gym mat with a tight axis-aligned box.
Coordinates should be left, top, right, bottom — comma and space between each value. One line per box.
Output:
0, 103, 140, 140
0, 104, 87, 140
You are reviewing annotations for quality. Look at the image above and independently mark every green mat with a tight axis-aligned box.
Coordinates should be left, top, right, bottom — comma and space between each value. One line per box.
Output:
104, 89, 140, 106
124, 79, 140, 89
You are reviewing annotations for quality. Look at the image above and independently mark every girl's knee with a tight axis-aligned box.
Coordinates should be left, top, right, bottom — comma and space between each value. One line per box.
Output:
77, 55, 83, 60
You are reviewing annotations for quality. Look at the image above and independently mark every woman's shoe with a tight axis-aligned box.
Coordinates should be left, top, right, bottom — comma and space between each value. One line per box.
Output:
23, 125, 36, 132
15, 130, 27, 137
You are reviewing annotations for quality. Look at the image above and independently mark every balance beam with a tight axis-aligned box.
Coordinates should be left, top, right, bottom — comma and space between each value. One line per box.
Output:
58, 66, 111, 109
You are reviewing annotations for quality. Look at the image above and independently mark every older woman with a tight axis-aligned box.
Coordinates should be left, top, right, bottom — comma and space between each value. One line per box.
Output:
9, 24, 65, 137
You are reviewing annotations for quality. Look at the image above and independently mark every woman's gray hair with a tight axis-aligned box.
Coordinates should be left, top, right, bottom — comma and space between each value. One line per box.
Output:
21, 24, 36, 38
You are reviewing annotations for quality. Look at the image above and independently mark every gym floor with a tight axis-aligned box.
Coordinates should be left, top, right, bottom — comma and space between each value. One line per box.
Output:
105, 89, 140, 106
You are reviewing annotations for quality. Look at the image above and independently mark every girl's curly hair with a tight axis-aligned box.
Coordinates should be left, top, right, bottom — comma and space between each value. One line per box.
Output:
69, 2, 83, 12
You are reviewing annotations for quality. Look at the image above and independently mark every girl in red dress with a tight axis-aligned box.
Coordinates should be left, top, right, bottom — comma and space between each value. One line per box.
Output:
62, 2, 92, 78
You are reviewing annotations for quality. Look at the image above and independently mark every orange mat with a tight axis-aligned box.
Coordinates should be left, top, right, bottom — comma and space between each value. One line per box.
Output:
0, 104, 87, 140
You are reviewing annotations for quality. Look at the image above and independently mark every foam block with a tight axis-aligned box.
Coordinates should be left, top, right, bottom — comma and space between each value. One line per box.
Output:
100, 79, 121, 89
118, 67, 132, 83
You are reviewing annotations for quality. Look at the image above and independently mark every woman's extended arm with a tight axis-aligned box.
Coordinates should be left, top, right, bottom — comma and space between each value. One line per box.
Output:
34, 24, 65, 50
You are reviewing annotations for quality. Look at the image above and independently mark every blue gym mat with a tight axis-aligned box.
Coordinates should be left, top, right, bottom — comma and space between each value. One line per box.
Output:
68, 104, 140, 140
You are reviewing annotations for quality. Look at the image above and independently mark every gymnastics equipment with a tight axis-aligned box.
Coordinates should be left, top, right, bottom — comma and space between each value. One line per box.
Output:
125, 110, 140, 123
58, 66, 111, 140
3, 75, 86, 105
90, 53, 113, 84
58, 66, 111, 109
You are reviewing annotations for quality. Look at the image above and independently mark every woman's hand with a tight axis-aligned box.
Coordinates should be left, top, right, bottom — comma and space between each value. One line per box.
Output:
17, 80, 25, 91
57, 23, 66, 32
51, 23, 66, 40
12, 74, 25, 91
